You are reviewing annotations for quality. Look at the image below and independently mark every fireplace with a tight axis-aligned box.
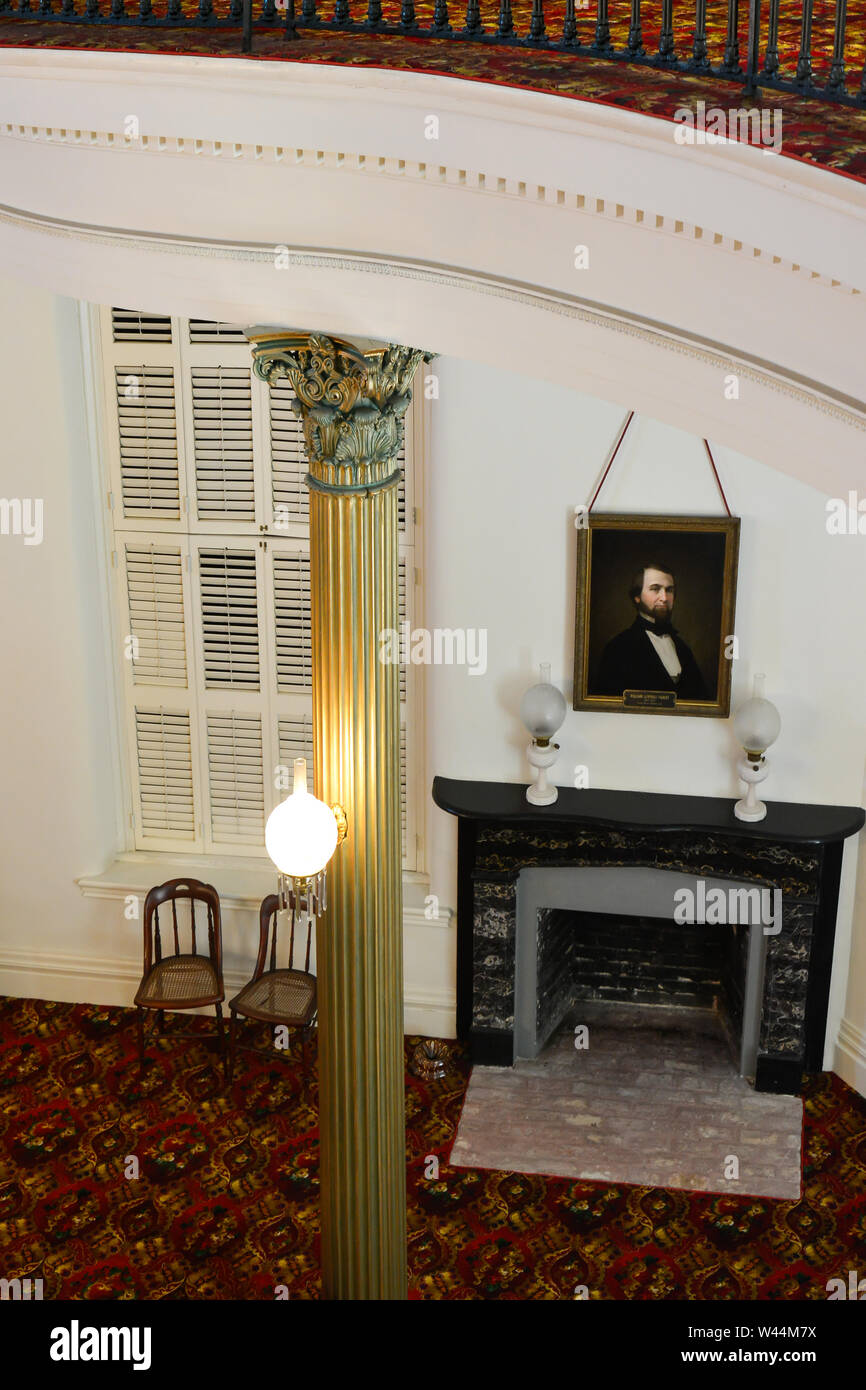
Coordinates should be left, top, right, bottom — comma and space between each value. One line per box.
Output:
433, 778, 864, 1095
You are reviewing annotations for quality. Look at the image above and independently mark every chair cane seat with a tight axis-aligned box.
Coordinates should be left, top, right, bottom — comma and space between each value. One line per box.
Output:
135, 954, 222, 1008
230, 969, 317, 1026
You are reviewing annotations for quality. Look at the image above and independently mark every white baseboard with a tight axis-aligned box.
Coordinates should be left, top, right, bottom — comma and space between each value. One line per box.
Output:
0, 946, 456, 1040
834, 1017, 866, 1099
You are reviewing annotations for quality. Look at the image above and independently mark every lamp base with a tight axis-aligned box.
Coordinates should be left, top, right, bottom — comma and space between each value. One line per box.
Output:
526, 783, 559, 806
734, 796, 768, 822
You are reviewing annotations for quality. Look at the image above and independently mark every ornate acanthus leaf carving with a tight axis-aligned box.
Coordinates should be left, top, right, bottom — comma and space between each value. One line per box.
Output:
249, 331, 432, 477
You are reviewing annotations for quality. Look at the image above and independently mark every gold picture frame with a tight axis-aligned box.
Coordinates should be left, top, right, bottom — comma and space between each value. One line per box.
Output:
573, 514, 741, 718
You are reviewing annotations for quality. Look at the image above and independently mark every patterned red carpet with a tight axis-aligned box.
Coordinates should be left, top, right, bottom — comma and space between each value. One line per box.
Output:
3, 5, 866, 181
1, 995, 865, 1299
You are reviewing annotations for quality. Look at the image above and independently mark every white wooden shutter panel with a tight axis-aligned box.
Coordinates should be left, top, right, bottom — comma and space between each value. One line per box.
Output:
112, 309, 172, 344
188, 320, 248, 344
278, 715, 314, 770
207, 712, 265, 843
125, 545, 187, 687
273, 551, 312, 692
396, 438, 407, 533
398, 558, 408, 703
400, 719, 408, 846
269, 378, 309, 526
199, 548, 261, 690
115, 366, 180, 520
191, 367, 255, 521
134, 709, 196, 840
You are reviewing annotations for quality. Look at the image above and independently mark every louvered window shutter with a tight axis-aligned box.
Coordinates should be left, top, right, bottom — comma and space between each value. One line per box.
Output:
191, 367, 255, 522
134, 709, 196, 842
188, 321, 249, 345
103, 312, 422, 869
199, 548, 261, 690
115, 366, 180, 520
278, 715, 315, 773
269, 378, 309, 528
273, 550, 312, 692
124, 544, 187, 687
206, 712, 265, 845
112, 308, 172, 344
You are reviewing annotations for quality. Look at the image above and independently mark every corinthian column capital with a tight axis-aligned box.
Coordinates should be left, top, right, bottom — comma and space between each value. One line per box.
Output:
248, 329, 429, 494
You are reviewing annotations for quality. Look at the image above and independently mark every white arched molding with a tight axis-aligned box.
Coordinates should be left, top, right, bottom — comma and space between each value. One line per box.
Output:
1, 49, 865, 494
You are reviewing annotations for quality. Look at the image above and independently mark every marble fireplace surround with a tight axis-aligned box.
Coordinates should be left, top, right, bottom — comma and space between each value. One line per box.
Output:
432, 778, 865, 1096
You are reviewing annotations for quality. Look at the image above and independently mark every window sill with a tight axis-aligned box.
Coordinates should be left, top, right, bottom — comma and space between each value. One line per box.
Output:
75, 852, 453, 927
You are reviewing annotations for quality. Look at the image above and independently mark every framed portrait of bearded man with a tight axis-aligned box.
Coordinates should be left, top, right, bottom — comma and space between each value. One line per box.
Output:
573, 514, 740, 717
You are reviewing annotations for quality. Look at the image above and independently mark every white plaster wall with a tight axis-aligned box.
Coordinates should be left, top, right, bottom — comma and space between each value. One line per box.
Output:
424, 357, 866, 1076
0, 293, 863, 1085
0, 281, 120, 958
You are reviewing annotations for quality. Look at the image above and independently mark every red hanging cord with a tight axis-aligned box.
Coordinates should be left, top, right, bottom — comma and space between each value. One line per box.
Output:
588, 410, 732, 516
703, 438, 732, 517
588, 410, 634, 512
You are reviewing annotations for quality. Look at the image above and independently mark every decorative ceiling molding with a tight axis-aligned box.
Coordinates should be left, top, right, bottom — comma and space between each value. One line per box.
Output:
0, 119, 858, 299
0, 195, 863, 434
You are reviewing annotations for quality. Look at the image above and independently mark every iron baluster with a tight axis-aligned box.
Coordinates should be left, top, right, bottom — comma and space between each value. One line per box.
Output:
334, 0, 351, 25
365, 0, 382, 25
284, 0, 300, 34
591, 0, 611, 53
795, 0, 814, 86
562, 0, 579, 46
690, 0, 709, 68
463, 0, 483, 35
528, 0, 546, 41
656, 0, 675, 63
721, 0, 741, 75
761, 0, 780, 77
825, 0, 847, 94
400, 0, 417, 30
496, 0, 513, 38
626, 0, 643, 56
432, 0, 451, 34
302, 0, 318, 20
199, 0, 214, 18
743, 0, 761, 96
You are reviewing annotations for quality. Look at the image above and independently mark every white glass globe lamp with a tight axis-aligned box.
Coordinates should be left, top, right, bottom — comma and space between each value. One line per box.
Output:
732, 674, 782, 823
265, 758, 345, 912
520, 663, 568, 806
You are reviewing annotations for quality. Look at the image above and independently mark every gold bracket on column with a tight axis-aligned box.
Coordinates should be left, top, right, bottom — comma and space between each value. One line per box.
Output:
331, 804, 349, 846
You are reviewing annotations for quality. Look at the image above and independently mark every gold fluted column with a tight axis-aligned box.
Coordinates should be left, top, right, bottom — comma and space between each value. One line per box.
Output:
249, 332, 428, 1300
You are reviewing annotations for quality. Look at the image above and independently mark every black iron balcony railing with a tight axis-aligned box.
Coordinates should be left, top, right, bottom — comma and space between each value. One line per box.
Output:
1, 0, 864, 108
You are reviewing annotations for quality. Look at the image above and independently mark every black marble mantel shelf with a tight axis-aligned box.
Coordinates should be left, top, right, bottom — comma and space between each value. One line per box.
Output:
432, 778, 865, 845
434, 777, 864, 1094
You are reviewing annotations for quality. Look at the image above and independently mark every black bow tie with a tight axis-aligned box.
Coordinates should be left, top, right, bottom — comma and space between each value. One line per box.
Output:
642, 618, 674, 638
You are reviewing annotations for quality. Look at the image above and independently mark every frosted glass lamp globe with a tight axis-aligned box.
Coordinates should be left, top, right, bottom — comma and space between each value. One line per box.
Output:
520, 663, 568, 746
733, 673, 782, 757
265, 758, 339, 879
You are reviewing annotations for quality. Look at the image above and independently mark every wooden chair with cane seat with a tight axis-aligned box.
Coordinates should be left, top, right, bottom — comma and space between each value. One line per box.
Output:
228, 893, 317, 1088
134, 878, 226, 1074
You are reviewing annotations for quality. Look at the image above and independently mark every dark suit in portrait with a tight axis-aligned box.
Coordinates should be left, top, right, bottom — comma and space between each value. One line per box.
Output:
596, 615, 709, 700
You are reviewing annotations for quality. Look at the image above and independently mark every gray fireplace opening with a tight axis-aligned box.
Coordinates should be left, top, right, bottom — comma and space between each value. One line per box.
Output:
514, 866, 768, 1081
